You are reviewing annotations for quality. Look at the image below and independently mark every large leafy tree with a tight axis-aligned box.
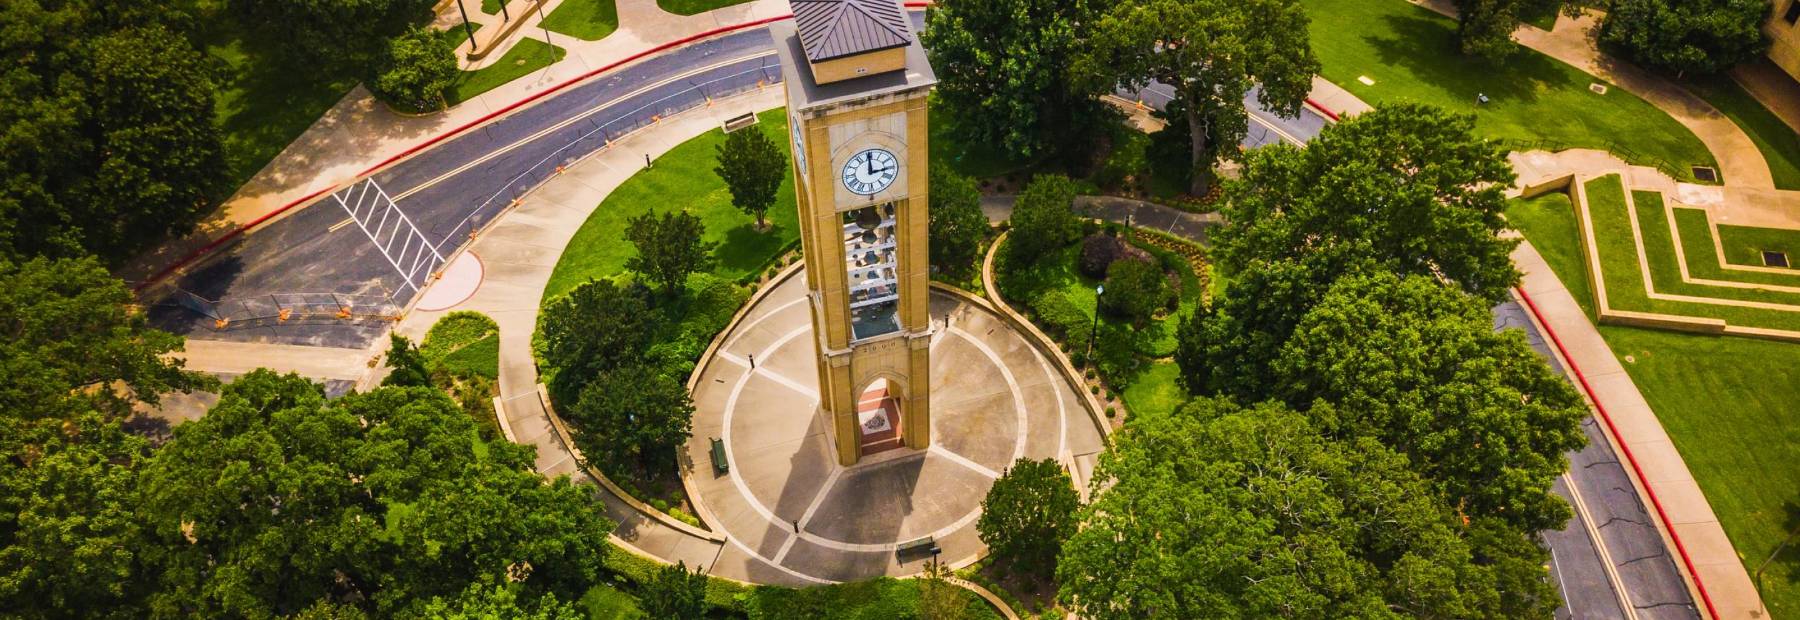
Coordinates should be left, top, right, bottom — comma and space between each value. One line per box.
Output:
228, 0, 437, 74
371, 27, 457, 114
0, 7, 226, 262
1057, 397, 1560, 619
976, 458, 1079, 581
923, 0, 1116, 164
1005, 174, 1083, 265
1214, 103, 1521, 304
418, 580, 583, 620
1451, 0, 1565, 61
1077, 0, 1319, 196
1272, 272, 1588, 532
927, 164, 989, 277
536, 278, 654, 405
1600, 0, 1770, 76
0, 257, 208, 425
135, 372, 614, 618
714, 127, 786, 230
568, 364, 695, 466
640, 561, 708, 620
625, 211, 716, 297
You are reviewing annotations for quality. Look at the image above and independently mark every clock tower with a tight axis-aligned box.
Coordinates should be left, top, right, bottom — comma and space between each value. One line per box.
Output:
772, 0, 936, 466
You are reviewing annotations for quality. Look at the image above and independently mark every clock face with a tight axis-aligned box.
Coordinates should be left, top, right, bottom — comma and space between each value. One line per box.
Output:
841, 148, 898, 196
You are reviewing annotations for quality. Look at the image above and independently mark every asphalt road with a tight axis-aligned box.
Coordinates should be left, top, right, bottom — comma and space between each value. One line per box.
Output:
145, 12, 1329, 348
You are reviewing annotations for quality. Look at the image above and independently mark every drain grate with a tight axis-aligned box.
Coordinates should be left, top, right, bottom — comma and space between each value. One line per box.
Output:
1691, 166, 1718, 182
1764, 251, 1790, 268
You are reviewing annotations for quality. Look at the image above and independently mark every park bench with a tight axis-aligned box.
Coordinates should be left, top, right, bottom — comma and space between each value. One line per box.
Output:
709, 437, 728, 475
896, 536, 937, 558
722, 112, 758, 133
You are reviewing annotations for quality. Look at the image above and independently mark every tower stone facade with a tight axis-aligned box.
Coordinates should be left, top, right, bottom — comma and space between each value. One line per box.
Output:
772, 0, 936, 466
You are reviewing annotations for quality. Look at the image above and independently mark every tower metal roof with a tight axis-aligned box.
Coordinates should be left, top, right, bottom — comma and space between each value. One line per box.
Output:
791, 0, 913, 63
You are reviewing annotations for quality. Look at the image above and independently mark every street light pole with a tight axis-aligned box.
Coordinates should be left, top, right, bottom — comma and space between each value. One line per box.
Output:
454, 0, 477, 53
1085, 284, 1104, 365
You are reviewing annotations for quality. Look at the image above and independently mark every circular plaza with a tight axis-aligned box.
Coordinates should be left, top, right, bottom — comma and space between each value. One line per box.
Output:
680, 268, 1107, 585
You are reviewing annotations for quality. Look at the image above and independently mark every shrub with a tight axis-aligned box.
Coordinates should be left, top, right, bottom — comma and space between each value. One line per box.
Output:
371, 27, 457, 113
1007, 174, 1083, 265
1079, 233, 1126, 279
1105, 406, 1117, 418
1600, 0, 1769, 76
1100, 256, 1171, 324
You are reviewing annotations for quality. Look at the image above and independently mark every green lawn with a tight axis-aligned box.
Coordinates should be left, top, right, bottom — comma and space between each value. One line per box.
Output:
1519, 2, 1562, 30
1121, 361, 1188, 418
482, 0, 504, 14
1570, 175, 1800, 329
203, 22, 356, 193
1718, 220, 1800, 267
449, 37, 567, 106
1508, 192, 1800, 618
1682, 74, 1800, 190
1671, 209, 1800, 289
656, 0, 754, 16
544, 108, 798, 300
1303, 0, 1717, 180
423, 311, 501, 379
541, 0, 619, 41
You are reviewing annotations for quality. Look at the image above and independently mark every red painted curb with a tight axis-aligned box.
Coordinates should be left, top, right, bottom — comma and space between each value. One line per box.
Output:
1514, 286, 1720, 620
135, 5, 951, 292
1304, 98, 1341, 122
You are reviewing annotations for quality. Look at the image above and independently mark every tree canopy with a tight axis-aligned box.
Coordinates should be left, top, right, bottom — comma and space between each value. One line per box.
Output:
640, 561, 709, 620
927, 164, 989, 277
1272, 272, 1588, 531
372, 26, 458, 114
1057, 397, 1560, 619
625, 211, 716, 297
1006, 174, 1083, 265
0, 4, 226, 262
568, 364, 695, 465
923, 0, 1116, 164
1600, 0, 1770, 76
227, 0, 437, 75
1213, 103, 1521, 304
136, 372, 614, 618
1451, 0, 1566, 61
714, 127, 787, 230
978, 458, 1079, 581
1077, 0, 1319, 195
537, 278, 655, 405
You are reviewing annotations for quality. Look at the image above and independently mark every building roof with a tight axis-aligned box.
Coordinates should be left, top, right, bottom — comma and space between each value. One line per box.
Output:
771, 20, 935, 113
791, 0, 913, 63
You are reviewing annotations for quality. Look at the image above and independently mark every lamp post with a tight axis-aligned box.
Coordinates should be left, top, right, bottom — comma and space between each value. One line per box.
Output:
1085, 284, 1104, 366
454, 0, 477, 53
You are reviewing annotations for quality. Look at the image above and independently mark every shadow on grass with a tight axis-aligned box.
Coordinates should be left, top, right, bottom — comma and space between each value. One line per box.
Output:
716, 222, 789, 276
1362, 13, 1581, 107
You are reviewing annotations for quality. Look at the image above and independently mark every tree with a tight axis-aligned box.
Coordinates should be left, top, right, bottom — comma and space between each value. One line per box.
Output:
0, 14, 226, 261
927, 164, 988, 277
918, 557, 967, 620
1175, 250, 1371, 398
372, 27, 457, 114
0, 257, 209, 425
922, 0, 1116, 164
1271, 272, 1588, 532
1006, 174, 1082, 265
227, 0, 437, 75
136, 372, 614, 618
977, 458, 1078, 581
714, 127, 786, 230
569, 364, 695, 465
640, 561, 708, 620
1600, 0, 1770, 76
1099, 255, 1170, 324
625, 211, 716, 297
1077, 0, 1319, 196
382, 333, 432, 387
1056, 397, 1560, 619
1451, 0, 1564, 61
0, 415, 153, 620
418, 580, 583, 620
536, 278, 654, 405
1213, 103, 1521, 305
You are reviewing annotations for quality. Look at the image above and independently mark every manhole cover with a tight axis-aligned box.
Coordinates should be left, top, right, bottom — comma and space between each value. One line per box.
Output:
1764, 250, 1790, 268
1692, 166, 1718, 182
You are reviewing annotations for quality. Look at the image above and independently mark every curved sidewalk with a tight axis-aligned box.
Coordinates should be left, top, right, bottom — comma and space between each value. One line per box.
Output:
396, 87, 787, 578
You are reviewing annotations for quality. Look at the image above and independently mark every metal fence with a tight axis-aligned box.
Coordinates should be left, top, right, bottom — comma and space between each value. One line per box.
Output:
170, 289, 403, 331
438, 61, 785, 245
1501, 137, 1693, 182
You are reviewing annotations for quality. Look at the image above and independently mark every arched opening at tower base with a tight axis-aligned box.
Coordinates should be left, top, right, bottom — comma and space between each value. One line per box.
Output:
856, 377, 904, 456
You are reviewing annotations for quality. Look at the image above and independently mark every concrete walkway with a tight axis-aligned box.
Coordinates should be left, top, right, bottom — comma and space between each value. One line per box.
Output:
1409, 0, 1776, 189
1729, 60, 1800, 135
394, 86, 786, 576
